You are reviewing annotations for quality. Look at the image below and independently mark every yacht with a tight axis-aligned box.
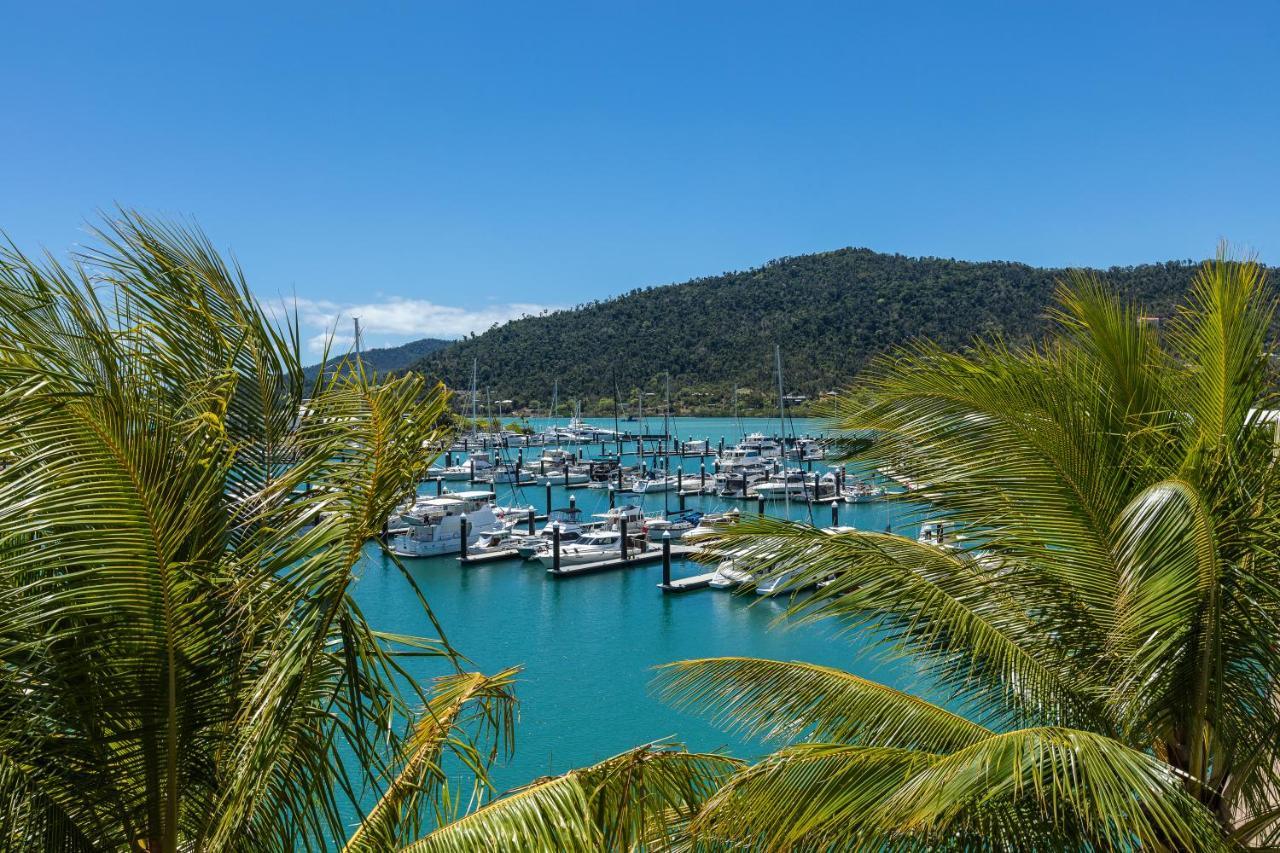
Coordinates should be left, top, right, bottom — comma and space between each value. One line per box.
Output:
388, 491, 500, 557
787, 438, 826, 461
593, 504, 645, 531
680, 510, 740, 543
488, 462, 530, 484
738, 432, 782, 459
632, 474, 679, 493
917, 520, 959, 549
537, 529, 625, 568
642, 510, 703, 541
466, 528, 519, 557
534, 466, 591, 486
843, 480, 886, 503
513, 506, 589, 558
440, 451, 494, 482
751, 470, 817, 500
755, 525, 856, 596
680, 439, 710, 456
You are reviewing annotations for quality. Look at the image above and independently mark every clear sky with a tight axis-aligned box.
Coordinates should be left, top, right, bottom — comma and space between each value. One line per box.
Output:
3, 1, 1278, 353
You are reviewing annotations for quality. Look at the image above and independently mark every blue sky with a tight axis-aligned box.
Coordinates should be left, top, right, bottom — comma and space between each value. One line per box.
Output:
3, 1, 1278, 353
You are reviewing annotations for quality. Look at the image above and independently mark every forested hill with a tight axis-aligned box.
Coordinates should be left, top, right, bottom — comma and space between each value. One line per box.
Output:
304, 337, 450, 381
408, 248, 1208, 415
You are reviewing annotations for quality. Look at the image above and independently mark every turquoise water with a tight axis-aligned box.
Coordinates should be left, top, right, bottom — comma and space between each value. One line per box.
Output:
349, 417, 930, 802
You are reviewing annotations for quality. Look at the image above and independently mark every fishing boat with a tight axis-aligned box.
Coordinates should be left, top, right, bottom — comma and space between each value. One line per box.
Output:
537, 528, 626, 568
387, 491, 500, 557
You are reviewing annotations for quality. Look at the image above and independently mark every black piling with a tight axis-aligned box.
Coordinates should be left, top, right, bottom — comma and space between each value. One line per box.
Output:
545, 483, 552, 516
608, 486, 616, 509
435, 477, 443, 496
700, 464, 706, 492
620, 518, 630, 561
757, 494, 765, 516
527, 507, 536, 535
459, 515, 469, 561
661, 532, 672, 587
552, 523, 561, 572
831, 500, 840, 528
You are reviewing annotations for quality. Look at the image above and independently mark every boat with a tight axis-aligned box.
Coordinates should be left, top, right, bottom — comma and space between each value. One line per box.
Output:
917, 519, 959, 548
440, 451, 494, 481
513, 506, 590, 558
738, 432, 782, 459
681, 509, 740, 542
537, 529, 626, 568
593, 504, 645, 531
493, 504, 537, 529
787, 437, 826, 461
679, 439, 710, 456
642, 510, 704, 541
534, 467, 591, 486
756, 525, 855, 596
708, 557, 754, 590
843, 480, 886, 503
387, 491, 500, 557
632, 474, 678, 493
751, 470, 816, 500
467, 528, 519, 556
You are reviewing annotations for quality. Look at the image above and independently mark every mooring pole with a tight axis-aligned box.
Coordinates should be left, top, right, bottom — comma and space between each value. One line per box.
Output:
758, 494, 765, 516
552, 523, 561, 572
608, 485, 616, 509
527, 506, 536, 535
831, 500, 839, 528
620, 518, 629, 561
459, 514, 469, 561
662, 532, 672, 587
435, 477, 443, 496
545, 483, 552, 516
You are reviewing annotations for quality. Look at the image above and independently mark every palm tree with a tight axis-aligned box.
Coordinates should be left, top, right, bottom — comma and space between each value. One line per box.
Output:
0, 213, 731, 851
660, 254, 1280, 849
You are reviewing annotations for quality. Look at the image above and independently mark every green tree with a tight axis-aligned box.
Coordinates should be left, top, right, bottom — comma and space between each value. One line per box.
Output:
0, 213, 730, 851
662, 255, 1280, 849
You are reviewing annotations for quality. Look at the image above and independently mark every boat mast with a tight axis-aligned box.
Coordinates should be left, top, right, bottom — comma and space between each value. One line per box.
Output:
470, 358, 478, 439
776, 345, 789, 516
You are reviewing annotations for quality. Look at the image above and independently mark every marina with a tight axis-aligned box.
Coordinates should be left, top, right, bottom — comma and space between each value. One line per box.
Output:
353, 414, 928, 795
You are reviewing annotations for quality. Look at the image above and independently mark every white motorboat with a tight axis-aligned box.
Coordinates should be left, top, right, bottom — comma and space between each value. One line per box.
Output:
467, 528, 519, 556
681, 510, 740, 543
632, 474, 678, 493
388, 491, 499, 557
755, 525, 855, 596
513, 506, 590, 558
440, 451, 494, 482
738, 432, 782, 459
680, 439, 710, 456
708, 558, 755, 590
488, 462, 531, 484
787, 438, 826, 461
537, 529, 625, 568
917, 519, 959, 549
642, 510, 703, 541
593, 504, 645, 531
751, 471, 816, 500
843, 480, 886, 503
534, 467, 591, 486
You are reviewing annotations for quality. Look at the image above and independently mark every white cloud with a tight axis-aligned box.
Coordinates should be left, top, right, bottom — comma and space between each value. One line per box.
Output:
287, 297, 560, 353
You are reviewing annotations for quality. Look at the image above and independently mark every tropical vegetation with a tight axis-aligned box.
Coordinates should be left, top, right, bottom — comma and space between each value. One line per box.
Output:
667, 253, 1280, 849
0, 214, 731, 851
410, 248, 1213, 415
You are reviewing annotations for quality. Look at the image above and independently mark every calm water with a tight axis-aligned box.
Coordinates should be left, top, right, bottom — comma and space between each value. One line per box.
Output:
348, 417, 931, 806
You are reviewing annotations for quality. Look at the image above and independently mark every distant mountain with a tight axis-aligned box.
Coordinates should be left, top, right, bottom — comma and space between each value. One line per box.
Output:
406, 247, 1212, 415
304, 337, 451, 381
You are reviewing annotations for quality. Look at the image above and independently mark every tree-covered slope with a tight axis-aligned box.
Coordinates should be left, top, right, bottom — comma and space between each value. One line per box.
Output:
305, 337, 450, 381
409, 248, 1206, 414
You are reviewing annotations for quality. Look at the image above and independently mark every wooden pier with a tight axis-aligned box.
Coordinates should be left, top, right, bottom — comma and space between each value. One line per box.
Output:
546, 544, 696, 578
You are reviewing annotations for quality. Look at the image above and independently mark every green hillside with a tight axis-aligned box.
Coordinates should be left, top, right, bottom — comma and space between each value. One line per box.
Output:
305, 337, 450, 381
408, 248, 1207, 415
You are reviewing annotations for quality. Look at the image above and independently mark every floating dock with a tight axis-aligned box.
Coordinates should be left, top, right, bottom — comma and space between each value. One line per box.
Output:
658, 571, 715, 593
458, 549, 521, 565
546, 544, 696, 578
